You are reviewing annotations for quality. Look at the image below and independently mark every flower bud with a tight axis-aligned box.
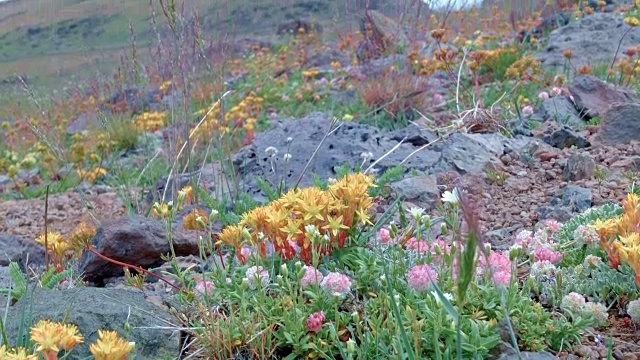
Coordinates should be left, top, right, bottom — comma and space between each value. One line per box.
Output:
241, 278, 250, 290
390, 222, 398, 238
295, 261, 303, 272
422, 215, 431, 229
280, 264, 289, 277
346, 339, 356, 354
508, 245, 521, 262
209, 209, 219, 223
441, 223, 448, 236
352, 311, 360, 324
277, 275, 284, 286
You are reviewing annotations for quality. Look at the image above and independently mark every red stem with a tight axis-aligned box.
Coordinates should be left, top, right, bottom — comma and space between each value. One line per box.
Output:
87, 247, 184, 292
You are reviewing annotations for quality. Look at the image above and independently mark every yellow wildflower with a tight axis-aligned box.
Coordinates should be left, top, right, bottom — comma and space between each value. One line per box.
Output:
89, 330, 134, 360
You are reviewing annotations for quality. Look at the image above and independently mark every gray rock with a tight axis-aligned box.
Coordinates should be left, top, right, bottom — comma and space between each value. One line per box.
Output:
568, 75, 638, 119
78, 215, 204, 284
563, 154, 595, 181
484, 225, 523, 251
430, 132, 507, 174
562, 185, 593, 212
390, 174, 440, 210
536, 13, 640, 74
231, 113, 441, 203
4, 287, 180, 360
497, 351, 559, 360
0, 233, 45, 268
533, 96, 585, 128
596, 102, 640, 146
542, 126, 590, 149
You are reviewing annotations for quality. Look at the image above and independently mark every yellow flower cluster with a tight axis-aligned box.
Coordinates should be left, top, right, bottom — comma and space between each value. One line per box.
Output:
505, 55, 542, 79
194, 93, 263, 138
593, 193, 640, 285
76, 167, 107, 184
35, 224, 96, 270
136, 111, 167, 132
89, 330, 135, 360
218, 173, 376, 264
30, 319, 84, 356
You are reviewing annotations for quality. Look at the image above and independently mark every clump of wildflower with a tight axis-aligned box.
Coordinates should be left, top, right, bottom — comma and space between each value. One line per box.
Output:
573, 225, 600, 247
530, 260, 557, 281
584, 302, 609, 327
583, 255, 603, 268
375, 228, 393, 245
404, 237, 429, 255
534, 247, 563, 264
320, 272, 352, 297
246, 266, 270, 289
492, 271, 512, 287
522, 105, 534, 117
89, 330, 135, 360
195, 280, 214, 296
627, 299, 640, 322
306, 311, 325, 333
407, 264, 438, 291
514, 230, 534, 248
183, 209, 208, 231
218, 173, 376, 264
543, 219, 562, 233
476, 251, 513, 286
30, 319, 84, 357
69, 222, 96, 257
35, 232, 71, 270
560, 292, 586, 315
300, 266, 324, 287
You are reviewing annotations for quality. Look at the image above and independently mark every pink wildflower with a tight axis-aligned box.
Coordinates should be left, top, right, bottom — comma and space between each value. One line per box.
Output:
320, 272, 352, 297
376, 228, 393, 245
405, 237, 429, 255
306, 311, 326, 333
550, 86, 562, 97
538, 91, 550, 101
492, 271, 512, 287
514, 230, 534, 249
543, 219, 562, 233
534, 247, 563, 264
195, 280, 214, 296
477, 251, 512, 278
300, 266, 324, 287
407, 264, 438, 291
522, 105, 534, 117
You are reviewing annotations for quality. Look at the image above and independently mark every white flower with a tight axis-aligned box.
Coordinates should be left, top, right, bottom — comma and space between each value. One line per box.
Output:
283, 153, 292, 162
327, 177, 337, 184
360, 151, 373, 160
286, 137, 293, 143
265, 146, 278, 156
408, 207, 425, 219
431, 291, 454, 305
441, 188, 459, 204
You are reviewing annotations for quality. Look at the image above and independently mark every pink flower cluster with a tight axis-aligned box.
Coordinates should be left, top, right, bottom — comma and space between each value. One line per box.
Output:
306, 311, 325, 333
477, 251, 513, 287
407, 264, 438, 291
533, 247, 563, 264
405, 237, 451, 260
300, 266, 324, 288
246, 266, 270, 289
195, 280, 214, 296
573, 225, 599, 247
320, 272, 352, 297
543, 219, 562, 233
376, 228, 393, 245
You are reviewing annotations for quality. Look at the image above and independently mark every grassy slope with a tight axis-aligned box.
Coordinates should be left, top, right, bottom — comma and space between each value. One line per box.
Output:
0, 0, 416, 86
